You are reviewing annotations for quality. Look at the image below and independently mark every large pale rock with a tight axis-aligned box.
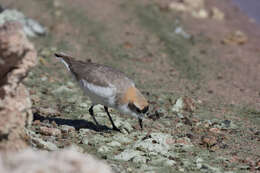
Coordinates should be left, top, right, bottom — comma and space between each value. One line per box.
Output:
0, 148, 113, 173
0, 22, 37, 151
0, 9, 46, 37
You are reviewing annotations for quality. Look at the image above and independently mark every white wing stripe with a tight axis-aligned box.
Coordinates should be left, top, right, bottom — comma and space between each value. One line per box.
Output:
82, 80, 115, 98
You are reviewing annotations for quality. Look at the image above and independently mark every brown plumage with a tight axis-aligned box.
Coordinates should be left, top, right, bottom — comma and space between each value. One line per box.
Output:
55, 52, 149, 131
55, 53, 133, 88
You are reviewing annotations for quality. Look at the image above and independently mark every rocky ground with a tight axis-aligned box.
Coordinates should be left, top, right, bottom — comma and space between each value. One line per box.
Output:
0, 0, 259, 172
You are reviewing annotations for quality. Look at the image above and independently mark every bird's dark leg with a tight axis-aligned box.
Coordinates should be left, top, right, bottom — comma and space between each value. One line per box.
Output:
89, 105, 99, 126
104, 106, 120, 131
138, 118, 143, 129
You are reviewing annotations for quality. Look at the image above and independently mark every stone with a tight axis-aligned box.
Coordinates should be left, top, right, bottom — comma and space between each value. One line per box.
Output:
31, 137, 58, 151
183, 0, 204, 10
93, 104, 104, 113
113, 133, 132, 144
126, 168, 133, 172
39, 127, 61, 137
0, 9, 46, 37
69, 144, 84, 153
132, 155, 147, 164
60, 125, 75, 133
26, 18, 46, 36
39, 48, 52, 57
176, 122, 184, 128
175, 137, 193, 146
37, 107, 60, 116
169, 0, 208, 19
201, 135, 217, 148
211, 7, 225, 21
151, 158, 176, 167
172, 97, 196, 113
107, 141, 121, 147
169, 0, 204, 11
79, 128, 91, 134
209, 127, 221, 133
133, 133, 171, 156
114, 149, 143, 161
97, 146, 111, 154
174, 26, 191, 39
169, 2, 187, 12
164, 159, 176, 166
192, 9, 208, 19
91, 134, 112, 144
172, 97, 185, 113
40, 76, 48, 81
176, 113, 184, 119
53, 0, 62, 8
0, 148, 113, 173
79, 102, 89, 108
52, 85, 73, 94
221, 30, 248, 45
0, 22, 37, 151
82, 137, 89, 145
112, 118, 133, 133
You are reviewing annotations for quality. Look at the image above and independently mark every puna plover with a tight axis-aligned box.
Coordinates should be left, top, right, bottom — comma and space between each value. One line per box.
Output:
55, 53, 149, 131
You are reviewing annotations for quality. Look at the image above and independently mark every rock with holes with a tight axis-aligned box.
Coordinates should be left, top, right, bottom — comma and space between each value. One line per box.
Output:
0, 9, 46, 37
0, 147, 113, 173
0, 21, 37, 151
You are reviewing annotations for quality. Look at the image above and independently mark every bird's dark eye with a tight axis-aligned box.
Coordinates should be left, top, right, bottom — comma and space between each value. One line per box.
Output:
141, 106, 149, 114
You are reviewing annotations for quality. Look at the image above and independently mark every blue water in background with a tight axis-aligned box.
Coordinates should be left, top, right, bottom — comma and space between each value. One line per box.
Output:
232, 0, 260, 23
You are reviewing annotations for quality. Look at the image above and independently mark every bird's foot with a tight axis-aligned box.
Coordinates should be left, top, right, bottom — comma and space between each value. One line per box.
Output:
112, 126, 121, 132
138, 118, 143, 130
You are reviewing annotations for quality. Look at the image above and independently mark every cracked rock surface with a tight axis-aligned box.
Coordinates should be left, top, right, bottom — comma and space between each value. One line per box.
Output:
0, 21, 37, 151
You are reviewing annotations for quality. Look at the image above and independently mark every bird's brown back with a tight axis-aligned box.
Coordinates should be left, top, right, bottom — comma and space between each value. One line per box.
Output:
55, 53, 134, 91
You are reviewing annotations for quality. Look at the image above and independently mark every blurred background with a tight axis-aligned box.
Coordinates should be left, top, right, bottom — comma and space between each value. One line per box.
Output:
232, 0, 260, 23
0, 0, 259, 172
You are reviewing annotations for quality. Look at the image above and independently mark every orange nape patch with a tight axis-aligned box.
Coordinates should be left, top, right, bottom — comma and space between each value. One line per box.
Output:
121, 86, 148, 109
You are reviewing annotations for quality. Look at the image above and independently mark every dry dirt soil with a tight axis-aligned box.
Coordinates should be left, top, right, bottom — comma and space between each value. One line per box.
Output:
1, 0, 259, 172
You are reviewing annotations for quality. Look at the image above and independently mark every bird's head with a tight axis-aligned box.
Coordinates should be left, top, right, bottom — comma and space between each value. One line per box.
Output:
122, 86, 149, 117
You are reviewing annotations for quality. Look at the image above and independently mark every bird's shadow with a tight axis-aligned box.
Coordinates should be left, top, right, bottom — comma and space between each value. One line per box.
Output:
33, 113, 112, 132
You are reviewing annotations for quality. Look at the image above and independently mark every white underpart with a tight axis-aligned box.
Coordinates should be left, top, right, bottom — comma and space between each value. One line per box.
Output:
81, 79, 142, 119
80, 79, 116, 107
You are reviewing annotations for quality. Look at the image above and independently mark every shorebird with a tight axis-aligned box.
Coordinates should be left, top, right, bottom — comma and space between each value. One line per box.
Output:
55, 53, 149, 131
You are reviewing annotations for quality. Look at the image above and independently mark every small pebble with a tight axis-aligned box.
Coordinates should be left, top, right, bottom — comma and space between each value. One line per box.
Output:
39, 127, 61, 137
